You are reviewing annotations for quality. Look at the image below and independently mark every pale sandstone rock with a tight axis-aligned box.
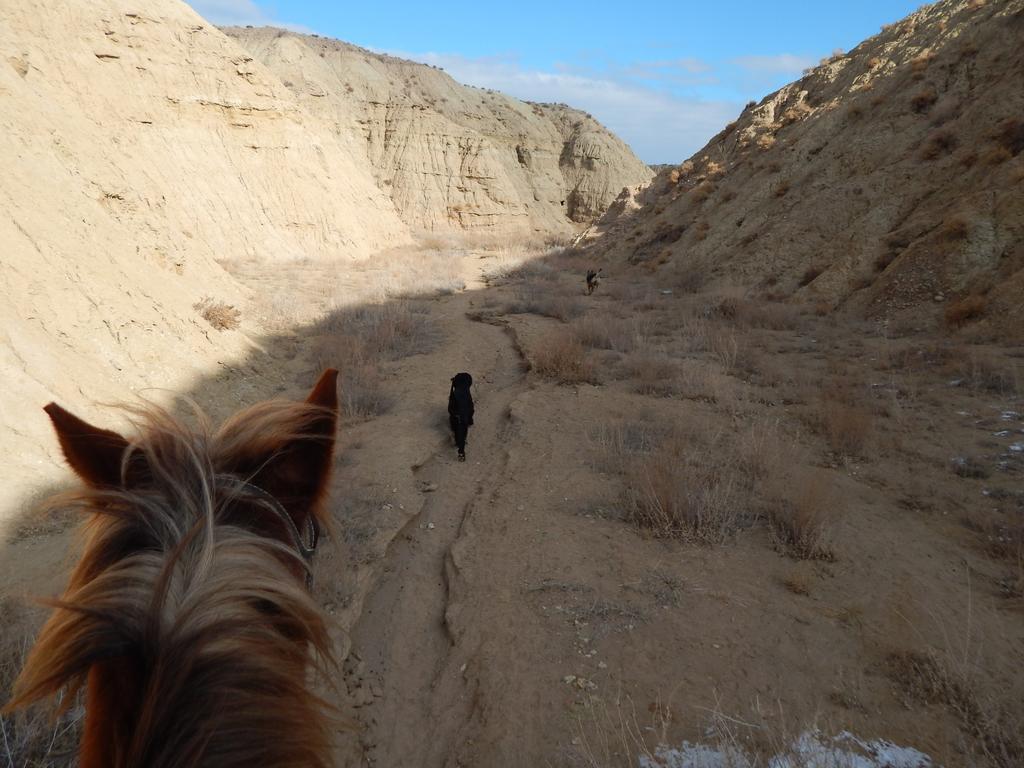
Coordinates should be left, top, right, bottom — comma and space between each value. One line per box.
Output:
0, 0, 411, 526
222, 27, 653, 235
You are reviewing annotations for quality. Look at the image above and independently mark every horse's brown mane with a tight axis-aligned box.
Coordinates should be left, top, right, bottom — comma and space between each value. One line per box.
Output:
7, 398, 338, 768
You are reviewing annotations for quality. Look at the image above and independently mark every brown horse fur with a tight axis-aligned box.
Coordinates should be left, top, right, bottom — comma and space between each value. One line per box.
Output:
4, 370, 341, 768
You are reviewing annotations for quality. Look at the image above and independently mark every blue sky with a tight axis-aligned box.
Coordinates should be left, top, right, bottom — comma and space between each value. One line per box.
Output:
190, 1, 924, 163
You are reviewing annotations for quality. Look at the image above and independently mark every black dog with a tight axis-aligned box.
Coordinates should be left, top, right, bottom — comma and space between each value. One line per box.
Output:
448, 372, 474, 462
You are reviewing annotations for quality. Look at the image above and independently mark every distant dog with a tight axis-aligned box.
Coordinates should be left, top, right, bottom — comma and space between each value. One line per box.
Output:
448, 372, 474, 462
586, 268, 603, 295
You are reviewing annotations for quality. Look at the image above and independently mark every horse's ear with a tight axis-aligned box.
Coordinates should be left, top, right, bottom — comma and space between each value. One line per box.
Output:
255, 369, 339, 517
306, 368, 339, 412
44, 403, 130, 488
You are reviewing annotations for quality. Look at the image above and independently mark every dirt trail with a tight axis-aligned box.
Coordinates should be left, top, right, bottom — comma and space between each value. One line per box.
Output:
336, 286, 528, 766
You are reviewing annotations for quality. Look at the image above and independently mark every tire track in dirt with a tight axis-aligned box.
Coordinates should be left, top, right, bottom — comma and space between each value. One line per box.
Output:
341, 293, 529, 767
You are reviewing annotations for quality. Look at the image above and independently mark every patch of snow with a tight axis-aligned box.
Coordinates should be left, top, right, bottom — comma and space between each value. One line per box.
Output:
1001, 411, 1021, 421
640, 730, 934, 768
1009, 443, 1024, 453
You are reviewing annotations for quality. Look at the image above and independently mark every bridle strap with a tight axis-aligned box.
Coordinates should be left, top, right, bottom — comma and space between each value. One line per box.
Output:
214, 474, 319, 585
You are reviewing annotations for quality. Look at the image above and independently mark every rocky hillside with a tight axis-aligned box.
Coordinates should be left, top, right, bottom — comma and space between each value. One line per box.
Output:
222, 27, 653, 235
591, 0, 1024, 340
0, 0, 411, 523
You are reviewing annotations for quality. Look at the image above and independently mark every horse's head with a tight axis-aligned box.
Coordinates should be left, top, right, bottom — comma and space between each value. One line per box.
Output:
5, 370, 341, 768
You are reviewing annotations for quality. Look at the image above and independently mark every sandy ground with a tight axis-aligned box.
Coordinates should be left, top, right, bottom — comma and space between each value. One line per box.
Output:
3, 248, 1022, 767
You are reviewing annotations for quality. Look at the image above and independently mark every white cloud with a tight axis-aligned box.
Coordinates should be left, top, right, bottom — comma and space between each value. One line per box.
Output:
731, 53, 815, 75
185, 0, 310, 31
386, 50, 739, 164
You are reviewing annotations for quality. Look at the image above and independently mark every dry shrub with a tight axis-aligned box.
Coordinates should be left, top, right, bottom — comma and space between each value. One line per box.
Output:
677, 316, 712, 354
824, 402, 873, 457
532, 331, 593, 384
962, 507, 1024, 562
909, 52, 933, 78
940, 215, 970, 241
783, 572, 810, 595
947, 348, 1021, 396
709, 327, 740, 373
574, 316, 642, 353
768, 472, 835, 560
992, 117, 1024, 156
886, 649, 1024, 766
710, 293, 800, 331
620, 431, 746, 543
609, 417, 789, 544
363, 244, 468, 297
945, 294, 986, 327
780, 103, 811, 126
746, 301, 800, 331
591, 420, 663, 470
774, 180, 791, 197
670, 258, 710, 293
921, 129, 959, 159
851, 272, 874, 291
874, 250, 897, 272
866, 55, 881, 69
194, 297, 241, 330
910, 87, 938, 113
691, 181, 715, 203
314, 301, 436, 418
505, 284, 584, 322
756, 133, 776, 151
0, 596, 83, 766
798, 265, 824, 287
622, 352, 679, 397
981, 145, 1013, 165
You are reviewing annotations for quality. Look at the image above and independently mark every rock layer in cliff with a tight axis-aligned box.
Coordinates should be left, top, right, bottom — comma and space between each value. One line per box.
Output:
222, 27, 654, 236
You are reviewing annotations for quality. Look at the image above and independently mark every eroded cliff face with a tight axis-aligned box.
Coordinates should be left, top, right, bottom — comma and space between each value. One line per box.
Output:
589, 0, 1024, 339
0, 0, 411, 522
222, 27, 654, 235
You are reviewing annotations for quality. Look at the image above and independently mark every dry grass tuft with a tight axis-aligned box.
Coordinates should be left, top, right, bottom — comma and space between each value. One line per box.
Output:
504, 284, 584, 322
532, 331, 593, 384
909, 52, 933, 79
691, 181, 716, 204
822, 400, 873, 458
768, 472, 835, 561
981, 146, 1013, 166
921, 128, 959, 159
945, 294, 987, 327
622, 353, 680, 397
783, 572, 811, 596
314, 301, 437, 418
947, 348, 1021, 396
194, 297, 241, 330
910, 87, 938, 113
1, 596, 83, 766
885, 648, 1024, 766
620, 433, 746, 544
573, 316, 643, 354
992, 117, 1024, 156
610, 420, 787, 544
939, 214, 970, 241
